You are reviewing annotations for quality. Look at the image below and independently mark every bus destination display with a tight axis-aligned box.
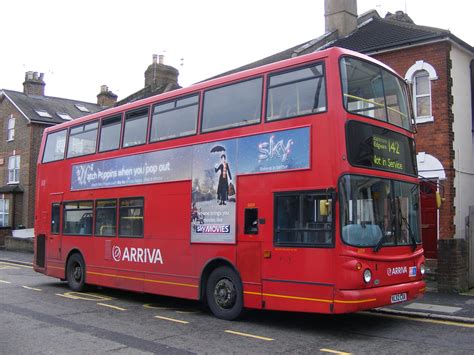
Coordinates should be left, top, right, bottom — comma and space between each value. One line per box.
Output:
346, 120, 416, 176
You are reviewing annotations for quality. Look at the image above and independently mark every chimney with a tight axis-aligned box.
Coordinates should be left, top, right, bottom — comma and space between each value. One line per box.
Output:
325, 0, 358, 37
144, 54, 179, 90
97, 85, 118, 107
23, 71, 46, 96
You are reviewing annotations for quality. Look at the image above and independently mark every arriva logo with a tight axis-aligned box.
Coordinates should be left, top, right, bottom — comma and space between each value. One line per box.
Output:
112, 245, 163, 264
387, 266, 407, 276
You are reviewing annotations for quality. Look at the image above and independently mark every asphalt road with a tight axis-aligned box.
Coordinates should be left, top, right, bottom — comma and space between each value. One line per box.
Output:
1, 260, 473, 354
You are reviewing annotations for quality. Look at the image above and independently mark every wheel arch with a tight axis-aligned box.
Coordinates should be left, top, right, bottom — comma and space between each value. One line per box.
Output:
199, 257, 241, 302
64, 248, 85, 280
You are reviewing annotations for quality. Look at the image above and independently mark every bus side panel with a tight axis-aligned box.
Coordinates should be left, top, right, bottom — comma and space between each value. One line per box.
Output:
262, 281, 334, 313
142, 183, 198, 299
237, 241, 262, 309
142, 239, 198, 300
192, 244, 236, 283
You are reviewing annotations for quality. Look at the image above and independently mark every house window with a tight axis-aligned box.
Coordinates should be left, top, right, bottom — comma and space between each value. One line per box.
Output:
8, 155, 20, 184
405, 60, 438, 124
7, 116, 15, 141
35, 110, 53, 118
414, 70, 432, 119
0, 198, 10, 227
75, 104, 90, 113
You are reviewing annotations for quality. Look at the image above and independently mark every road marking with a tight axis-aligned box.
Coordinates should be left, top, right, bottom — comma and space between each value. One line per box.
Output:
57, 292, 113, 301
22, 285, 42, 291
97, 303, 126, 311
320, 348, 352, 355
154, 315, 189, 324
369, 312, 474, 328
0, 280, 12, 284
0, 265, 20, 270
0, 261, 32, 269
224, 330, 274, 342
56, 293, 80, 300
143, 304, 169, 310
143, 304, 198, 314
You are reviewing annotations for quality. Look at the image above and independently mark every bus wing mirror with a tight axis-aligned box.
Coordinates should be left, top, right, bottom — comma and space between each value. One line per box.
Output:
436, 191, 444, 209
320, 199, 331, 216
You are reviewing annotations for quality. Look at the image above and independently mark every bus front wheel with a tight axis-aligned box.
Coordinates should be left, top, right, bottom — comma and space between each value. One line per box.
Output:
66, 253, 86, 292
206, 266, 243, 320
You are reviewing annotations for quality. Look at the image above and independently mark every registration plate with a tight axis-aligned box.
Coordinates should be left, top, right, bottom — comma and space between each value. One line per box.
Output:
391, 292, 407, 304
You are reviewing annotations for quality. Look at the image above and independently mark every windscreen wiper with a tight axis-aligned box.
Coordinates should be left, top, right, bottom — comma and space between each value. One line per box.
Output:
373, 225, 393, 252
401, 216, 418, 251
373, 229, 386, 252
374, 194, 396, 252
395, 196, 417, 251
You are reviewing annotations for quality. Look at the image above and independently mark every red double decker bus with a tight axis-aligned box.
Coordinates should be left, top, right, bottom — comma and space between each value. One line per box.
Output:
34, 47, 425, 320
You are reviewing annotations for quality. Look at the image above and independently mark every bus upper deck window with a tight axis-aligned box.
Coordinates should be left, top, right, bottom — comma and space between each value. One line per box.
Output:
99, 116, 122, 152
42, 129, 67, 163
266, 63, 326, 121
123, 109, 149, 148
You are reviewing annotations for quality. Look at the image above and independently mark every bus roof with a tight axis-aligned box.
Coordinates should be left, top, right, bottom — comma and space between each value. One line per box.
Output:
43, 46, 398, 135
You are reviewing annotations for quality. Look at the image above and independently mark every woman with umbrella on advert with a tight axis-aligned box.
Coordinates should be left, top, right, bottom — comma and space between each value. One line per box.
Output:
215, 152, 232, 205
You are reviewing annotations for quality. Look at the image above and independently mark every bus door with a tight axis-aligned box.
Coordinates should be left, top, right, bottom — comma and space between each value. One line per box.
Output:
261, 191, 335, 313
237, 200, 263, 309
47, 193, 63, 261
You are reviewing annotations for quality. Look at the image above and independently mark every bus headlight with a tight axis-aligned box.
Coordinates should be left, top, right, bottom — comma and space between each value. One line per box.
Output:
363, 269, 372, 283
420, 263, 425, 276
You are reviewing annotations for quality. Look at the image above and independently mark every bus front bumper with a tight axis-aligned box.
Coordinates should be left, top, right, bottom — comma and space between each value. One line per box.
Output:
333, 280, 426, 313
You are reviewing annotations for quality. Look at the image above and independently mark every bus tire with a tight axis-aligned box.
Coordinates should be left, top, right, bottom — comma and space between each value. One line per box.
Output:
66, 253, 86, 292
206, 266, 243, 320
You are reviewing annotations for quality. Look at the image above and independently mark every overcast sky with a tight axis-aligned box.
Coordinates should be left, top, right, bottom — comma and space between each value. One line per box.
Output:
2, 0, 472, 103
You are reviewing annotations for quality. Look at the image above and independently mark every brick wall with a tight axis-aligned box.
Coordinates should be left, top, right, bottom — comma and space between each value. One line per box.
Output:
28, 123, 47, 227
437, 238, 468, 292
373, 42, 455, 240
0, 96, 45, 228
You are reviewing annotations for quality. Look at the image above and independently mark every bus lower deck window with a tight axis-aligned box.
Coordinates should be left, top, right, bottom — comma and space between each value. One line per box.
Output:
119, 198, 144, 237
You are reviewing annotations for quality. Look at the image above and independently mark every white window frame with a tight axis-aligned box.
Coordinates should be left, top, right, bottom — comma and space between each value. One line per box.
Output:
7, 116, 15, 141
8, 155, 20, 184
405, 60, 438, 124
0, 197, 10, 227
413, 70, 432, 121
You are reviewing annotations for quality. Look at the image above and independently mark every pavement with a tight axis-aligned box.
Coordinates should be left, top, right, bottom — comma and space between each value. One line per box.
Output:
1, 248, 473, 324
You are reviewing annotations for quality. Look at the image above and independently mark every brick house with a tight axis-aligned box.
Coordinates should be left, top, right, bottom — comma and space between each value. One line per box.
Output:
0, 52, 178, 245
216, 0, 474, 291
0, 72, 114, 237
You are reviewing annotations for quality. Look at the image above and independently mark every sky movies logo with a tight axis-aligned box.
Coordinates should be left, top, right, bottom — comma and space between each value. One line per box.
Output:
194, 224, 231, 234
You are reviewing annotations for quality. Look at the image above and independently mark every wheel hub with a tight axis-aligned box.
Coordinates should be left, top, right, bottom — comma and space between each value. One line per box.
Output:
214, 278, 236, 309
73, 265, 82, 281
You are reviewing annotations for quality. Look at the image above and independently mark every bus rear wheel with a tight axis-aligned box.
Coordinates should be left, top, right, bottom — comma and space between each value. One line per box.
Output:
66, 253, 86, 292
206, 266, 243, 320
